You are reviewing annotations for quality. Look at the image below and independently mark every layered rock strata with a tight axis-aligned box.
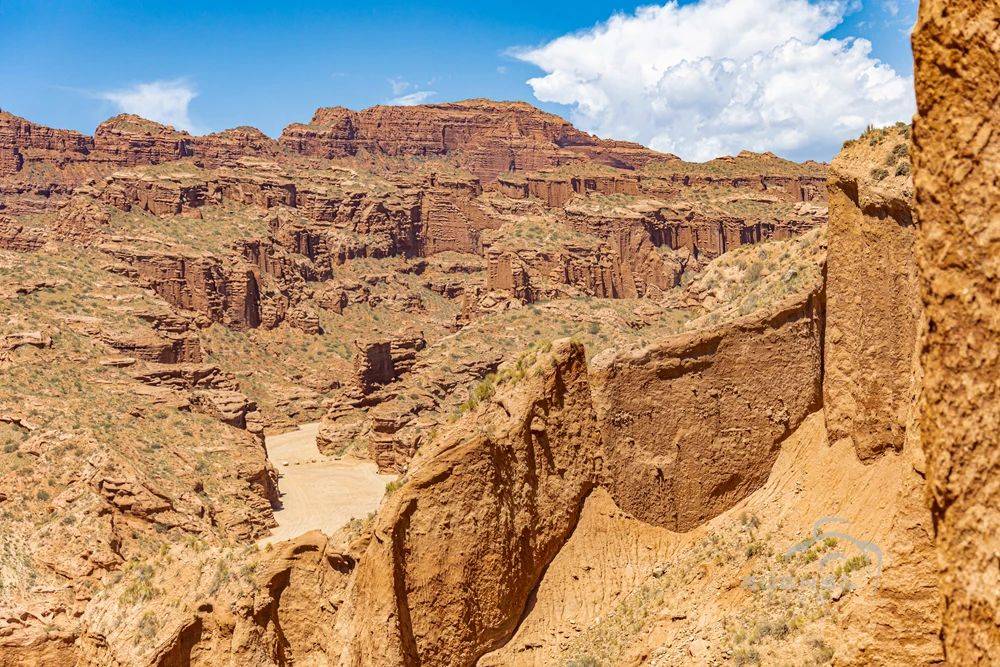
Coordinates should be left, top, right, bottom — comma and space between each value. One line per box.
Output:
344, 340, 601, 664
278, 99, 666, 183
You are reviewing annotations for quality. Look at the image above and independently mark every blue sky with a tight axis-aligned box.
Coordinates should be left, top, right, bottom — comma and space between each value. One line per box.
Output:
0, 0, 917, 161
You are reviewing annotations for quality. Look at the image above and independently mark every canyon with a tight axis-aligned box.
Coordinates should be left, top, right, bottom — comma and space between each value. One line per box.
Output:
0, 5, 997, 664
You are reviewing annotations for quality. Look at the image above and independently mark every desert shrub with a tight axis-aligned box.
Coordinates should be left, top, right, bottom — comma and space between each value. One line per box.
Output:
733, 647, 761, 666
137, 610, 159, 641
745, 541, 766, 559
753, 618, 790, 641
384, 478, 404, 496
842, 554, 871, 574
740, 512, 760, 532
871, 167, 889, 181
810, 638, 836, 663
472, 374, 496, 402
895, 162, 911, 176
120, 564, 161, 604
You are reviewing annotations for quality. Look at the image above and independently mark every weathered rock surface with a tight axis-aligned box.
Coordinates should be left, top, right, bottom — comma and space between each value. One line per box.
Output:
7, 90, 971, 667
912, 1, 1000, 661
0, 215, 46, 251
824, 124, 920, 460
0, 111, 279, 213
0, 110, 92, 178
591, 286, 824, 530
344, 340, 600, 665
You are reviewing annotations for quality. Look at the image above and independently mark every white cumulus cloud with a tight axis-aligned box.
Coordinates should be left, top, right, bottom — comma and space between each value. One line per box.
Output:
512, 0, 914, 161
99, 79, 200, 133
389, 90, 436, 106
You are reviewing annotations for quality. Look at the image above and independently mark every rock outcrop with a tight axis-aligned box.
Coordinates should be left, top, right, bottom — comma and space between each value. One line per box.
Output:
591, 286, 824, 530
344, 340, 600, 665
912, 1, 1000, 661
824, 123, 920, 460
279, 99, 667, 183
483, 224, 682, 301
819, 126, 944, 665
0, 110, 91, 178
0, 112, 280, 213
0, 215, 46, 251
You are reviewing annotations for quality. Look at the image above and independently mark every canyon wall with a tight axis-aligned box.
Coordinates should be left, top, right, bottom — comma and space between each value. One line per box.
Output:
824, 124, 921, 460
278, 99, 666, 182
912, 0, 1000, 661
344, 341, 601, 665
823, 126, 943, 664
591, 286, 825, 531
0, 112, 280, 178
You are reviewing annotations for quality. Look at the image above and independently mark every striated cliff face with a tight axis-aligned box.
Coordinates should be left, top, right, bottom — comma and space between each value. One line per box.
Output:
912, 1, 1000, 661
0, 111, 281, 215
0, 110, 92, 177
482, 222, 683, 302
278, 99, 667, 182
9, 89, 979, 665
591, 286, 824, 531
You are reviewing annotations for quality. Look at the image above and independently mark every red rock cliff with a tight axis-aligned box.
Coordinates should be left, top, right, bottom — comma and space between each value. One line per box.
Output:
279, 99, 668, 182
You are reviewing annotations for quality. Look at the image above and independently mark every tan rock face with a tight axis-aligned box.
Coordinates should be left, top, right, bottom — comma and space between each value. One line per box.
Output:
91, 114, 193, 166
0, 215, 46, 251
824, 124, 920, 460
344, 341, 600, 665
591, 287, 824, 531
912, 1, 1000, 661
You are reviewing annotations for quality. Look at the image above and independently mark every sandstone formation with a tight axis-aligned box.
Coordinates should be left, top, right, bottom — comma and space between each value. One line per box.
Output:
278, 99, 666, 183
344, 340, 601, 665
912, 1, 1000, 661
820, 125, 943, 665
0, 111, 280, 214
591, 286, 824, 530
824, 123, 920, 460
5, 72, 989, 666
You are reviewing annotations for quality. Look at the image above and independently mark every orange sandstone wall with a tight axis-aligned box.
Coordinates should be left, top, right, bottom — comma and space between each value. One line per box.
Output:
912, 0, 1000, 661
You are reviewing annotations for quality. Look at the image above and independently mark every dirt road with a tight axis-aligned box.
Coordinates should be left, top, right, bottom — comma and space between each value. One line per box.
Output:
260, 422, 394, 546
